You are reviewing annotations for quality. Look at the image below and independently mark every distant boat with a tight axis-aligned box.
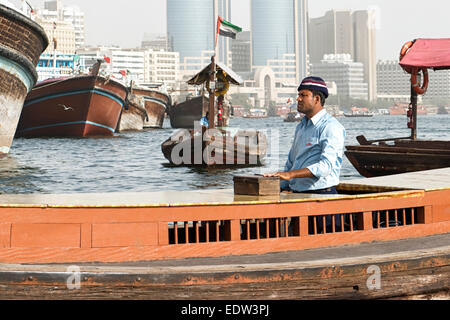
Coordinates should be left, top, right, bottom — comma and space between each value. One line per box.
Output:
0, 4, 48, 156
17, 73, 128, 137
168, 95, 209, 129
390, 103, 427, 115
344, 111, 375, 118
283, 112, 304, 123
243, 108, 268, 119
130, 86, 171, 129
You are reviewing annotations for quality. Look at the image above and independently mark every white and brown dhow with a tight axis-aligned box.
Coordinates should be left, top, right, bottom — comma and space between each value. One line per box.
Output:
0, 4, 48, 156
130, 86, 171, 129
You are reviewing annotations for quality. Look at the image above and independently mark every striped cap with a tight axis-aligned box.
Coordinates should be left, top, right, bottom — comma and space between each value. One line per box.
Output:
298, 76, 329, 99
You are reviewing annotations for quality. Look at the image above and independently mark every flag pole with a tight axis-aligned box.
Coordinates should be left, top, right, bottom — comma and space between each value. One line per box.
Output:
209, 17, 221, 129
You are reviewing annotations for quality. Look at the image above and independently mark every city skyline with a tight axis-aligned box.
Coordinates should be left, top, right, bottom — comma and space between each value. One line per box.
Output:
29, 0, 450, 61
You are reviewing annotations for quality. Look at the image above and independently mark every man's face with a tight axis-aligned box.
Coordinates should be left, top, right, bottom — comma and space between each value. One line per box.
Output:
297, 89, 315, 115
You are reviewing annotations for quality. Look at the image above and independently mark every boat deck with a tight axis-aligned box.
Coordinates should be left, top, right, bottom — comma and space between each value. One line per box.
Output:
0, 168, 449, 300
1, 167, 449, 208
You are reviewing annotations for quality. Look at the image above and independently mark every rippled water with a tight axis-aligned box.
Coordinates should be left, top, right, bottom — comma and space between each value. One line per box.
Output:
1, 114, 449, 194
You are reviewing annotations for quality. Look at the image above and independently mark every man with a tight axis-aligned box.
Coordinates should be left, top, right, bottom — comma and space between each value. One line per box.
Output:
265, 76, 346, 233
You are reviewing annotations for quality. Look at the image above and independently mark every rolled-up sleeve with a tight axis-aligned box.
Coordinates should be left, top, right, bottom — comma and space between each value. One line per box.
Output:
306, 123, 345, 178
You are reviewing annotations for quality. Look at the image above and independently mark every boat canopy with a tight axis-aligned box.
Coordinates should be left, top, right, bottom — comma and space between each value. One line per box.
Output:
187, 61, 243, 86
400, 38, 450, 71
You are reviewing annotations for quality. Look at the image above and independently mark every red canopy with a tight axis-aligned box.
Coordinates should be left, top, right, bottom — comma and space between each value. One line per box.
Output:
400, 38, 450, 71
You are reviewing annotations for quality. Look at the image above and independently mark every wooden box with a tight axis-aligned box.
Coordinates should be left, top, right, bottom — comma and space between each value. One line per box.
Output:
233, 175, 281, 196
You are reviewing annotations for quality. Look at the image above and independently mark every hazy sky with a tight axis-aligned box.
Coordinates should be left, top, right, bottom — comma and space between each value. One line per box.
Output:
29, 0, 450, 60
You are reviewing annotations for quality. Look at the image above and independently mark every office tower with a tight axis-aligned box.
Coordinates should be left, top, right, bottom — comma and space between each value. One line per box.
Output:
309, 10, 377, 101
231, 31, 252, 74
311, 54, 368, 100
251, 0, 308, 81
215, 0, 232, 65
167, 0, 231, 66
353, 10, 377, 102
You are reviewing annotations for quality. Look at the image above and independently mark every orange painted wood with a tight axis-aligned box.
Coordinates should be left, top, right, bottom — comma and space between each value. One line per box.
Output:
91, 223, 158, 248
363, 212, 372, 231
11, 224, 81, 248
0, 188, 447, 264
0, 224, 11, 248
0, 222, 447, 264
80, 224, 92, 248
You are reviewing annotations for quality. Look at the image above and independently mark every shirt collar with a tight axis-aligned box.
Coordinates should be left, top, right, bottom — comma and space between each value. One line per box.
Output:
309, 109, 327, 126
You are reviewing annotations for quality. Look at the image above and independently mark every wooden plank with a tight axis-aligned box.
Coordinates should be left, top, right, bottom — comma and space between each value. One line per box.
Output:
11, 224, 81, 248
92, 223, 159, 248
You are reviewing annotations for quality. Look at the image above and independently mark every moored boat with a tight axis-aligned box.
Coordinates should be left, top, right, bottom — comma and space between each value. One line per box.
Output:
0, 4, 48, 156
346, 38, 450, 177
161, 128, 267, 167
168, 94, 209, 129
130, 86, 171, 129
16, 74, 128, 137
116, 93, 148, 132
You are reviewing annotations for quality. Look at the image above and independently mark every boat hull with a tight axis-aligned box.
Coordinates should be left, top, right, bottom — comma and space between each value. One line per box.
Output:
130, 88, 170, 129
161, 130, 267, 167
17, 76, 128, 137
345, 140, 450, 177
0, 4, 48, 155
0, 168, 449, 299
169, 95, 208, 129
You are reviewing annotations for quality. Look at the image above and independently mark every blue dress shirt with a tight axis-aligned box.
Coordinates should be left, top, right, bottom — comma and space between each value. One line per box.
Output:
280, 109, 346, 192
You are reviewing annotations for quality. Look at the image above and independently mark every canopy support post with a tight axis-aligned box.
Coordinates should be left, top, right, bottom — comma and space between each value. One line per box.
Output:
410, 85, 418, 140
208, 56, 216, 129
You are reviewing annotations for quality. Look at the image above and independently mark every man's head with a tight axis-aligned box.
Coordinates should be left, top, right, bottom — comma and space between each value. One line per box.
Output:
297, 76, 328, 117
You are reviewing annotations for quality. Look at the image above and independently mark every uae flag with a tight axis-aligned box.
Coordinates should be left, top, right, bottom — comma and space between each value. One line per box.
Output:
216, 17, 242, 43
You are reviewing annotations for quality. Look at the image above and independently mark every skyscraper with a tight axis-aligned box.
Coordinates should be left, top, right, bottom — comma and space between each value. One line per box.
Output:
250, 0, 308, 81
167, 0, 231, 65
309, 10, 377, 101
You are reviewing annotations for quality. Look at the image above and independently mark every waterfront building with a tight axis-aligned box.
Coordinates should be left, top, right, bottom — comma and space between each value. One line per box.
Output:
77, 47, 145, 83
144, 49, 179, 89
141, 33, 168, 51
309, 10, 377, 101
39, 0, 85, 49
310, 54, 368, 100
377, 60, 450, 103
34, 16, 76, 55
251, 0, 308, 81
36, 53, 86, 81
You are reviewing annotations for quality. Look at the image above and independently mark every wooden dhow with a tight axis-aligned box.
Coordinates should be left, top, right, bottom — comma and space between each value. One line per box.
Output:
346, 39, 450, 177
0, 4, 48, 156
0, 168, 448, 299
168, 94, 209, 129
130, 85, 171, 129
162, 58, 267, 167
16, 71, 128, 137
116, 93, 148, 132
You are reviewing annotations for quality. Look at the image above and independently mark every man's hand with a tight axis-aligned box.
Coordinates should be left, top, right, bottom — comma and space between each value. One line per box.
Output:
263, 172, 292, 181
264, 168, 315, 181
